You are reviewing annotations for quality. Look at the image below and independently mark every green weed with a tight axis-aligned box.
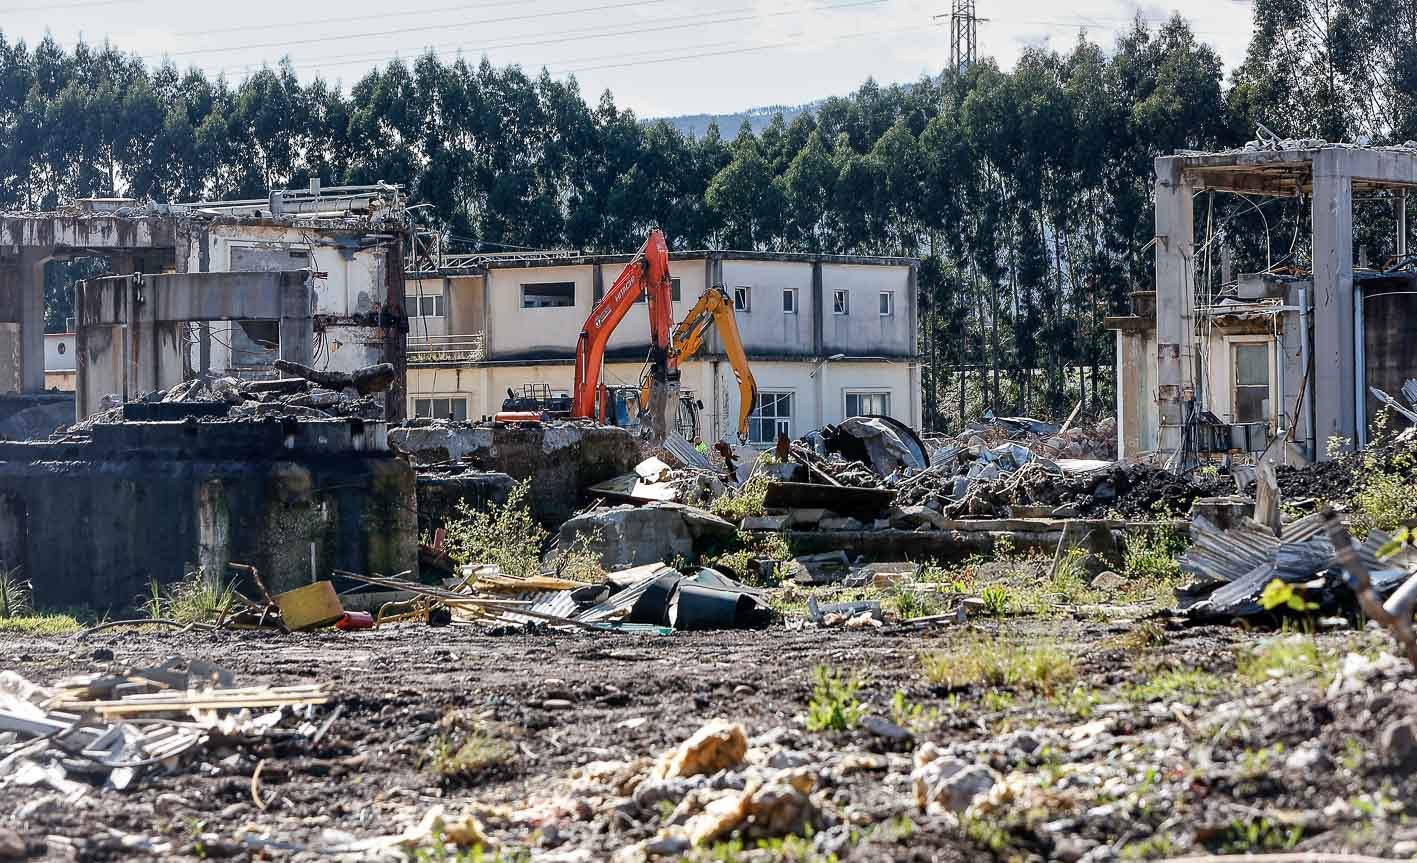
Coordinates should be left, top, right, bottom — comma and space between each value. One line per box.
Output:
0, 566, 31, 618
709, 473, 771, 523
1236, 635, 1334, 684
140, 570, 236, 624
806, 666, 865, 732
0, 613, 82, 635
921, 638, 1076, 695
1124, 669, 1224, 705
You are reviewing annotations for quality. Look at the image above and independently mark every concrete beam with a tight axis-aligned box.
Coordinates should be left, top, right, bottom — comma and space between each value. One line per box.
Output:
79, 270, 313, 325
0, 215, 176, 253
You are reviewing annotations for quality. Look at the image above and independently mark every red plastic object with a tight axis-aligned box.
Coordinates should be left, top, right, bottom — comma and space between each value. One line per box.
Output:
335, 611, 374, 630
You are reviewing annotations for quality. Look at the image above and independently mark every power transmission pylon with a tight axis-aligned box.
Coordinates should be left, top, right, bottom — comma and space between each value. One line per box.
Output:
944, 0, 982, 75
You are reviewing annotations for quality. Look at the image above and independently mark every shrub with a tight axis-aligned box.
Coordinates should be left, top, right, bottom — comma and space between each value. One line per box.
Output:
709, 473, 771, 523
443, 480, 547, 579
140, 570, 236, 624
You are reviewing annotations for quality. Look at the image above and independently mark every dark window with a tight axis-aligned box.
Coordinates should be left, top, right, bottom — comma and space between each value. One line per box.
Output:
833, 289, 849, 315
748, 392, 792, 444
1233, 343, 1269, 423
414, 397, 468, 421
846, 392, 890, 417
734, 286, 751, 312
522, 282, 576, 309
782, 288, 797, 314
879, 291, 894, 316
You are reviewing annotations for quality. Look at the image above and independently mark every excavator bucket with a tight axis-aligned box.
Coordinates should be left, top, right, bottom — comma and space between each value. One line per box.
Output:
642, 373, 679, 446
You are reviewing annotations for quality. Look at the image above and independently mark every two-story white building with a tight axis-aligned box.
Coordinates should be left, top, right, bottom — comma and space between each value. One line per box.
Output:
405, 249, 921, 445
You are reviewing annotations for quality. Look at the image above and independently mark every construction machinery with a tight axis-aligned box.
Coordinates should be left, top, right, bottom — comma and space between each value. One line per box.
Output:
496, 229, 678, 443
641, 285, 758, 442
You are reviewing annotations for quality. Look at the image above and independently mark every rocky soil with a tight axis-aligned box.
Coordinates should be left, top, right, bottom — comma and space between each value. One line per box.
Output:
4, 607, 1416, 862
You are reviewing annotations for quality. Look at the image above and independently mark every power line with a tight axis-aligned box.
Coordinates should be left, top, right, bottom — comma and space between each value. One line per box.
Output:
0, 0, 138, 11
175, 0, 534, 37
161, 0, 678, 59
208, 0, 890, 77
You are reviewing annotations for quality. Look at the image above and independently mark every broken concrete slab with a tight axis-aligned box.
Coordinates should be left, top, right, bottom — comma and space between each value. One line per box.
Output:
389, 422, 641, 524
785, 551, 853, 585
740, 514, 788, 531
559, 502, 736, 568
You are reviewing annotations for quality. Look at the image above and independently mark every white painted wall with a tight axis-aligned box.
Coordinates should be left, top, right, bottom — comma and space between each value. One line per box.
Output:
718, 260, 816, 356
409, 356, 916, 442
820, 263, 915, 357
45, 333, 75, 372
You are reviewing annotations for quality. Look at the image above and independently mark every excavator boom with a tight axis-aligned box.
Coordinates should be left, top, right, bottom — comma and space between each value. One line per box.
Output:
643, 286, 758, 443
569, 229, 676, 436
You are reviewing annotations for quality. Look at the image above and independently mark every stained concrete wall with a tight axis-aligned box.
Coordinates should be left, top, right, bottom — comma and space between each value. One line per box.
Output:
0, 418, 417, 609
388, 423, 640, 525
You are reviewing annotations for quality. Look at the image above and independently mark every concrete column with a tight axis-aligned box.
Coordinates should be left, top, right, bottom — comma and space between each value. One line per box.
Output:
19, 251, 47, 393
1152, 157, 1195, 452
1311, 153, 1356, 453
811, 261, 824, 356
278, 276, 315, 366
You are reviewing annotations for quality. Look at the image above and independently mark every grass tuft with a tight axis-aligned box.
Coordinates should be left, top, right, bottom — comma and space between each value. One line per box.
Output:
921, 638, 1076, 695
422, 715, 515, 784
0, 613, 83, 635
1236, 635, 1335, 684
140, 570, 237, 624
0, 566, 33, 618
806, 665, 865, 732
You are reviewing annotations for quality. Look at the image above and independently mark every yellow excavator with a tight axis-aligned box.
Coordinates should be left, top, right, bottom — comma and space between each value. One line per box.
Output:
641, 285, 758, 443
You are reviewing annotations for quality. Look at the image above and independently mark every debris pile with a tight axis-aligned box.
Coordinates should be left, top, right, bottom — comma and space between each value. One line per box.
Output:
66, 361, 395, 431
0, 659, 330, 799
342, 560, 772, 633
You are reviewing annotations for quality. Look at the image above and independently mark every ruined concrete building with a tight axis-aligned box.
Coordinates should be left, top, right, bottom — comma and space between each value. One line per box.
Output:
0, 185, 419, 609
1108, 143, 1417, 462
403, 249, 921, 445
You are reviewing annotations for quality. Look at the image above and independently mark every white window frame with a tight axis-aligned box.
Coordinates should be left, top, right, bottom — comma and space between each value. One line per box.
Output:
782, 288, 797, 314
878, 291, 894, 316
407, 293, 445, 318
734, 286, 751, 312
845, 391, 891, 418
747, 391, 793, 446
414, 397, 468, 421
1226, 337, 1274, 427
521, 282, 576, 309
832, 289, 849, 315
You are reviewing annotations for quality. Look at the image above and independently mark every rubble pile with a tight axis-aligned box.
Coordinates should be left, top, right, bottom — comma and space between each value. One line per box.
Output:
0, 659, 330, 800
65, 362, 394, 432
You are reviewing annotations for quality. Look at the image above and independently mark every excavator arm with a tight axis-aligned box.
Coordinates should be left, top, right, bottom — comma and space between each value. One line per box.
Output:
570, 229, 676, 437
643, 286, 758, 443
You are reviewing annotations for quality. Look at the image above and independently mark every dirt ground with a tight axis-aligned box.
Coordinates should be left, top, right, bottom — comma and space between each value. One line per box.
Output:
4, 609, 1417, 862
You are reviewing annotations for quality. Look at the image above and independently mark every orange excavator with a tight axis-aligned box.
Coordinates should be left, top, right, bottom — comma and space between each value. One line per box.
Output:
571, 228, 678, 443
498, 228, 756, 445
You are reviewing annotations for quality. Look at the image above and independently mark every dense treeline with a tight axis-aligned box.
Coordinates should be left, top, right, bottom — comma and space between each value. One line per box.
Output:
6, 1, 1417, 430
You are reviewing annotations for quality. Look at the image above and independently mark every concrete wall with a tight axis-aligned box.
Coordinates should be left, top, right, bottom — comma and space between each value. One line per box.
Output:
819, 262, 916, 357
0, 418, 417, 609
718, 260, 816, 356
183, 223, 396, 378
483, 261, 704, 360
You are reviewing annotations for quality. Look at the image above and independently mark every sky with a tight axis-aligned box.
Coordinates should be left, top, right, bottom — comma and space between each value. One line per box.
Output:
1, 0, 1257, 117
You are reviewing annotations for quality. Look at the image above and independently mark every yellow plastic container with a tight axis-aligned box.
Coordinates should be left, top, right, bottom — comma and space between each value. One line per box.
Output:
274, 581, 344, 631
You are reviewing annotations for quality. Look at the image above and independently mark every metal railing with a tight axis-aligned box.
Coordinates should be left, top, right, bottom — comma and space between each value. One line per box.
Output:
407, 332, 485, 364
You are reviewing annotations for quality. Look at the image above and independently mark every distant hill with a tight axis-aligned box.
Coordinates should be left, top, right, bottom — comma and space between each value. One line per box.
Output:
656, 100, 824, 138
